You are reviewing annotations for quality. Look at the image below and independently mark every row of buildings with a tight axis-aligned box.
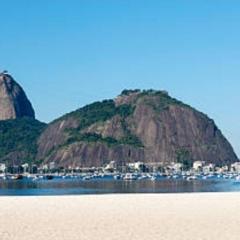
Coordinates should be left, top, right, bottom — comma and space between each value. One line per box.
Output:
105, 160, 240, 174
1, 160, 240, 174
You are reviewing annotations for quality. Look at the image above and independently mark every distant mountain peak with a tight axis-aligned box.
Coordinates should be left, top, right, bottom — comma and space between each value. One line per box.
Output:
0, 73, 35, 120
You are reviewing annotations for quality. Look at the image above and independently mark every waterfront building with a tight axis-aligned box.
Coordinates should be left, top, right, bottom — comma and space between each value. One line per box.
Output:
105, 161, 117, 172
193, 161, 205, 171
49, 162, 56, 171
171, 163, 183, 173
21, 163, 29, 173
203, 164, 215, 173
231, 162, 240, 173
127, 162, 147, 172
0, 163, 6, 173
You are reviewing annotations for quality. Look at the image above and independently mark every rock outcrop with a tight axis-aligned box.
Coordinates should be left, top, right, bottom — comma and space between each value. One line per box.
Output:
0, 73, 35, 120
37, 90, 238, 167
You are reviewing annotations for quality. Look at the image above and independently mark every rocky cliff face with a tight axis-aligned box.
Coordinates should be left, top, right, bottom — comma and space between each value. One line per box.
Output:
37, 90, 238, 167
0, 73, 35, 120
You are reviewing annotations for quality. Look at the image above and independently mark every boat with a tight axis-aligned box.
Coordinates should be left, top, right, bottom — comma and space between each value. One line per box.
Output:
0, 173, 7, 180
82, 175, 92, 181
11, 174, 23, 180
137, 174, 148, 180
172, 175, 180, 179
32, 176, 39, 181
45, 175, 54, 180
186, 176, 197, 181
150, 176, 157, 181
123, 173, 137, 181
114, 175, 121, 180
235, 175, 240, 181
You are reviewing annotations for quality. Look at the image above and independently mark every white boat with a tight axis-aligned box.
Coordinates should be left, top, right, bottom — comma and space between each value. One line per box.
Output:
186, 176, 197, 181
114, 175, 121, 180
123, 173, 137, 181
235, 175, 240, 181
82, 175, 92, 181
0, 173, 7, 180
150, 176, 157, 181
172, 175, 180, 179
138, 174, 148, 180
32, 176, 39, 181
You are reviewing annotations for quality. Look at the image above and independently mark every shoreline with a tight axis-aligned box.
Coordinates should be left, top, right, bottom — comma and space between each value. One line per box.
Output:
0, 190, 237, 197
0, 193, 240, 240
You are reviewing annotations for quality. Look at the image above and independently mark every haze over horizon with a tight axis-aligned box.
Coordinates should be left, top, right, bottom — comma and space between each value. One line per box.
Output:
0, 0, 239, 156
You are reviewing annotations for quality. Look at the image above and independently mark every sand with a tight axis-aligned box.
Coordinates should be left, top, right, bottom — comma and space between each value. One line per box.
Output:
0, 193, 239, 240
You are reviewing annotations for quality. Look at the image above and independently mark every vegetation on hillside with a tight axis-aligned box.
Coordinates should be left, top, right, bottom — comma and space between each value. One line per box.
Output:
175, 148, 193, 170
45, 99, 144, 157
61, 100, 134, 129
66, 132, 143, 148
0, 118, 46, 163
61, 100, 143, 147
138, 90, 190, 112
121, 89, 141, 95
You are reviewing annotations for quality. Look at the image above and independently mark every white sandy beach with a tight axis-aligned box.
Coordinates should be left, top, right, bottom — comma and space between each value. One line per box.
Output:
0, 193, 239, 240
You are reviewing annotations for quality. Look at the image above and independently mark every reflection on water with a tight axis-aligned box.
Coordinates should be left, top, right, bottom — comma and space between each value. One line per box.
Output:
0, 178, 239, 196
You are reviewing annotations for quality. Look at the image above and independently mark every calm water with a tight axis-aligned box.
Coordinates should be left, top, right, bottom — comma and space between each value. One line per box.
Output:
0, 178, 240, 196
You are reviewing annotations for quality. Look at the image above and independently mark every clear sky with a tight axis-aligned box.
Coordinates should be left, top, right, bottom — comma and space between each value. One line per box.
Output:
0, 0, 239, 156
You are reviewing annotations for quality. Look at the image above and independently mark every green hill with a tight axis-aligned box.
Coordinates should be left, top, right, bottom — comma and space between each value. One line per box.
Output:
0, 117, 46, 165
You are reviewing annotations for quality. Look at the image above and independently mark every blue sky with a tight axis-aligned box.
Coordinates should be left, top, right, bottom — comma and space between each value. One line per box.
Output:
0, 0, 239, 156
